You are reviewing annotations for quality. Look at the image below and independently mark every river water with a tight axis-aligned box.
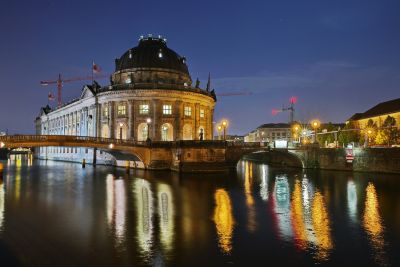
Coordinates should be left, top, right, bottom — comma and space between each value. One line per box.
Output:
0, 156, 400, 266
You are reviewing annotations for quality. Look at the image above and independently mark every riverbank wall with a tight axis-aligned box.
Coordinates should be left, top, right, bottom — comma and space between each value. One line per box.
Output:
244, 147, 400, 174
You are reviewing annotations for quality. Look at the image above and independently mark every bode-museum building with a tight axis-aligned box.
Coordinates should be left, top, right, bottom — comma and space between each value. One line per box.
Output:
35, 35, 217, 164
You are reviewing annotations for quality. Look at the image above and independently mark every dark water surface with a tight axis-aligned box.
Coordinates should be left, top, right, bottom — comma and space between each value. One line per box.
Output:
1, 157, 400, 266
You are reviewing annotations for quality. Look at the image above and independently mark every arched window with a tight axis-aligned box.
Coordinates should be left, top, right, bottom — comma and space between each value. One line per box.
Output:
116, 123, 127, 140
183, 124, 193, 140
161, 123, 174, 141
138, 123, 148, 141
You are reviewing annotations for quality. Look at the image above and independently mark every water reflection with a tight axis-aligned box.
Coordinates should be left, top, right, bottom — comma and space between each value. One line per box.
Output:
0, 159, 398, 266
244, 161, 257, 232
363, 183, 386, 265
259, 164, 269, 201
0, 179, 4, 232
291, 180, 307, 250
157, 183, 174, 255
347, 180, 358, 223
106, 174, 126, 246
311, 191, 333, 261
273, 175, 292, 241
135, 178, 154, 261
213, 189, 235, 254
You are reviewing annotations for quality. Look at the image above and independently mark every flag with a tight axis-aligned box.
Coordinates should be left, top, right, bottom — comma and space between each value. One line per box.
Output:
48, 92, 55, 101
272, 109, 280, 116
92, 61, 101, 74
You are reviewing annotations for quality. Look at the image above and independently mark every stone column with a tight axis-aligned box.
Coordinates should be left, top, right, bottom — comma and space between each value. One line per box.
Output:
96, 103, 102, 138
195, 103, 200, 140
152, 99, 160, 141
175, 100, 182, 140
128, 100, 135, 140
109, 101, 115, 139
83, 108, 88, 136
209, 107, 214, 140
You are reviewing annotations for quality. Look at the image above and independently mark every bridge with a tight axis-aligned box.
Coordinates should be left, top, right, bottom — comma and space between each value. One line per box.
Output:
0, 135, 307, 172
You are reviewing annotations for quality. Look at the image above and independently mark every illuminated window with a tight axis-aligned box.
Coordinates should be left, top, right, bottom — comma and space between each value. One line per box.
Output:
158, 49, 163, 58
163, 104, 172, 115
184, 106, 192, 116
139, 104, 149, 114
200, 109, 205, 118
117, 104, 126, 116
103, 106, 108, 117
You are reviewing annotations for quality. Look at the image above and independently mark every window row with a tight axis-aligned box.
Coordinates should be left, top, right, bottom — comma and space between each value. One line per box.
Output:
103, 103, 206, 117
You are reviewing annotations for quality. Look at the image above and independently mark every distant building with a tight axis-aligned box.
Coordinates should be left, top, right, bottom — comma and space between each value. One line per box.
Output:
244, 123, 291, 143
347, 98, 400, 128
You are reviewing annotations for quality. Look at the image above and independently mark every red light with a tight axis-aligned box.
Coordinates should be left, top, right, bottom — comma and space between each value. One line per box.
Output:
290, 96, 298, 104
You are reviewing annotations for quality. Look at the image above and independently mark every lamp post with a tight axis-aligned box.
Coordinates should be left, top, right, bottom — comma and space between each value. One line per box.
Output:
146, 118, 151, 142
367, 129, 373, 147
311, 120, 320, 144
292, 124, 300, 143
221, 120, 228, 141
217, 125, 222, 140
119, 123, 123, 140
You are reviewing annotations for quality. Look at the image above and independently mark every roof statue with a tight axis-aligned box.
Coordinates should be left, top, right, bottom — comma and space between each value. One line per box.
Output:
206, 73, 211, 92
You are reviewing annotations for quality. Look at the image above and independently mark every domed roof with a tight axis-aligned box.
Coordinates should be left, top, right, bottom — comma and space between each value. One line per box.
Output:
115, 36, 189, 74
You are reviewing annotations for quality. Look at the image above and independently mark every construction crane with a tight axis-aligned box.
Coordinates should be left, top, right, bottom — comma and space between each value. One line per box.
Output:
40, 73, 108, 107
272, 96, 298, 123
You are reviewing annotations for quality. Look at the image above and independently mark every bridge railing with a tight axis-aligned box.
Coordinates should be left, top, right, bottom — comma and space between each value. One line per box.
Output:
0, 135, 270, 149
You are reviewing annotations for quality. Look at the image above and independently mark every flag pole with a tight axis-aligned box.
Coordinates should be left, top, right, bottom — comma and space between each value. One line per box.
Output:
91, 60, 94, 86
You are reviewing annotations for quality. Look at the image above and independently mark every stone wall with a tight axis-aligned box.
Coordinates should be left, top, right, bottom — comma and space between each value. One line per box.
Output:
293, 147, 400, 174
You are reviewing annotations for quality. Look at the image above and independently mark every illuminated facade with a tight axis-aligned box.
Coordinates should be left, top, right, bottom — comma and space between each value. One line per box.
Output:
347, 98, 400, 129
35, 35, 216, 163
244, 123, 291, 143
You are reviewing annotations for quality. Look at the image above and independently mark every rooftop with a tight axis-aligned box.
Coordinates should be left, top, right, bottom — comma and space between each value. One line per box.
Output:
348, 98, 400, 121
115, 34, 189, 75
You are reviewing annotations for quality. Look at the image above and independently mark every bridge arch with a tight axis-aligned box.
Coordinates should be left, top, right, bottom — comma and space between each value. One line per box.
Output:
227, 147, 304, 169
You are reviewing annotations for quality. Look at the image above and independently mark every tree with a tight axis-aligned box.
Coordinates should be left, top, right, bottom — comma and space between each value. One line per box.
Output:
360, 119, 377, 146
317, 122, 336, 146
382, 115, 398, 146
338, 121, 360, 147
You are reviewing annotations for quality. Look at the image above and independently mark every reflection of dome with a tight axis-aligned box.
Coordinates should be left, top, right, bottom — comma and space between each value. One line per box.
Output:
115, 36, 189, 74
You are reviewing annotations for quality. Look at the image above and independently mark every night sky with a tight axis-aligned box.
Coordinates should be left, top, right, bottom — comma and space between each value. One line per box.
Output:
1, 0, 399, 135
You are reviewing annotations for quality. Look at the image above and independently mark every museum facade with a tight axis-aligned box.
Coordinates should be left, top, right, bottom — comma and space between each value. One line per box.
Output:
35, 35, 217, 163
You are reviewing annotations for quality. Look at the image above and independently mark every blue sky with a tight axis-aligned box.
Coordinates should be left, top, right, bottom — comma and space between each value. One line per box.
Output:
1, 0, 399, 134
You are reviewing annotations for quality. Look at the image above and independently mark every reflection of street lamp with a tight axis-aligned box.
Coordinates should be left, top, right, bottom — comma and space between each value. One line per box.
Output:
221, 120, 228, 140
311, 120, 320, 143
217, 125, 222, 140
146, 118, 151, 142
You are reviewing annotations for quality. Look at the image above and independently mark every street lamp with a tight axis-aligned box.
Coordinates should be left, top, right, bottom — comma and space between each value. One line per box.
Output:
0, 142, 5, 148
311, 119, 320, 143
292, 124, 301, 142
109, 143, 114, 149
146, 118, 152, 142
119, 122, 123, 140
221, 119, 228, 140
366, 128, 373, 147
217, 124, 222, 140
